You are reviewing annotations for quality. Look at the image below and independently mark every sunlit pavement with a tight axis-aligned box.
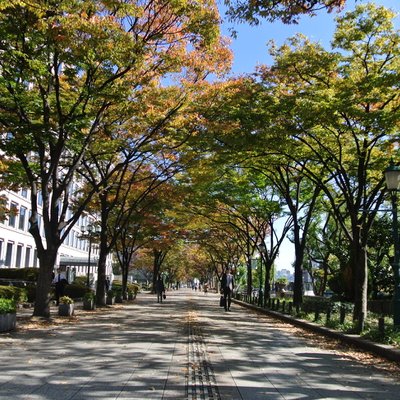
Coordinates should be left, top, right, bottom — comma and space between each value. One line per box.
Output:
0, 289, 399, 399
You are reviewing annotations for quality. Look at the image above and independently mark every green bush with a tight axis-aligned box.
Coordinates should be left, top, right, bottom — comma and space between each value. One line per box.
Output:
64, 283, 88, 299
302, 296, 333, 313
112, 280, 122, 289
0, 285, 28, 303
0, 267, 39, 281
73, 276, 87, 287
59, 296, 74, 304
83, 290, 95, 301
25, 284, 37, 303
0, 298, 16, 314
128, 283, 140, 294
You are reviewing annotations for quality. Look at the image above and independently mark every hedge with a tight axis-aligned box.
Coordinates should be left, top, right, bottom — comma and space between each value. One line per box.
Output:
0, 267, 40, 281
112, 281, 140, 294
63, 283, 88, 299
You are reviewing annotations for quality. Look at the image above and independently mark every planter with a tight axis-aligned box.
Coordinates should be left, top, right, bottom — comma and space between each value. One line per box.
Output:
106, 296, 115, 305
83, 298, 96, 310
58, 304, 74, 316
0, 313, 16, 332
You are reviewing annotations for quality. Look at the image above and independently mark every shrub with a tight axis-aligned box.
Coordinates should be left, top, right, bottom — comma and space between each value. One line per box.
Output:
128, 283, 140, 295
59, 296, 74, 304
25, 284, 37, 303
83, 290, 95, 301
0, 298, 16, 314
73, 276, 87, 287
0, 267, 39, 282
64, 283, 88, 299
302, 296, 332, 314
0, 285, 28, 303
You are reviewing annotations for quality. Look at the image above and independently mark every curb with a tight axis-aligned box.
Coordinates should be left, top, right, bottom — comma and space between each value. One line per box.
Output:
233, 299, 400, 363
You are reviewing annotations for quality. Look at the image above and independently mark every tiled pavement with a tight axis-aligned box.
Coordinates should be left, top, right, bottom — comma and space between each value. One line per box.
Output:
0, 289, 399, 399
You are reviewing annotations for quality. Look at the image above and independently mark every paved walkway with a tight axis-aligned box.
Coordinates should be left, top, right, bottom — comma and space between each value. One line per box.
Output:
1, 289, 400, 399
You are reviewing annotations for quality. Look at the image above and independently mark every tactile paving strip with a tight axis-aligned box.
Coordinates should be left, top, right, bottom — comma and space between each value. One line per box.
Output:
186, 320, 221, 400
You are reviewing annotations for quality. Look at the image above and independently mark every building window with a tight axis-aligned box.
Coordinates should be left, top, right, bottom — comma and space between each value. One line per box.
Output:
37, 214, 43, 237
0, 240, 3, 266
8, 202, 18, 228
25, 247, 31, 268
16, 244, 22, 268
19, 206, 27, 231
20, 188, 28, 198
5, 242, 13, 267
33, 249, 38, 268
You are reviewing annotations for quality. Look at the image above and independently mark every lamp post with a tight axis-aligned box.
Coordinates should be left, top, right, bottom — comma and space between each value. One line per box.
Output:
81, 224, 100, 288
384, 162, 400, 327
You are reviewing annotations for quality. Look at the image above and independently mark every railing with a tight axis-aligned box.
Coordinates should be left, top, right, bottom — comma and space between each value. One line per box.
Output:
233, 292, 393, 335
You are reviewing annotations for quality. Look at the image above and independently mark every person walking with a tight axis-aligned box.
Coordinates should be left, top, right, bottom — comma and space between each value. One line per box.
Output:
156, 274, 166, 303
52, 268, 68, 305
221, 268, 234, 311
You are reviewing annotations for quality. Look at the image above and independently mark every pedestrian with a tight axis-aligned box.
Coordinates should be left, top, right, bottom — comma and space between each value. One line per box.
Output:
221, 268, 234, 311
204, 282, 209, 294
105, 276, 111, 292
156, 274, 165, 303
52, 268, 68, 305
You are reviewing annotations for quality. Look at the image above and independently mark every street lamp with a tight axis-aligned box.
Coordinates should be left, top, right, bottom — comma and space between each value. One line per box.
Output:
384, 162, 400, 327
81, 224, 100, 288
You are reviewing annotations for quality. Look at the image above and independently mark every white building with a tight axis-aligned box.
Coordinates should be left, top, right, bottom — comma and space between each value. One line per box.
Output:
0, 187, 113, 284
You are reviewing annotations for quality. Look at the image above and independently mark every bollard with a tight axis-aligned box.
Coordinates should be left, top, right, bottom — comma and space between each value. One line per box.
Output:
357, 313, 365, 333
315, 305, 320, 321
326, 307, 331, 323
378, 317, 385, 336
340, 305, 346, 324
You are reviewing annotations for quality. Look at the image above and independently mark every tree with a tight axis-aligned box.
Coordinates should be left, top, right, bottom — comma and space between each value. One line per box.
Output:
254, 4, 400, 329
0, 0, 231, 317
224, 0, 346, 25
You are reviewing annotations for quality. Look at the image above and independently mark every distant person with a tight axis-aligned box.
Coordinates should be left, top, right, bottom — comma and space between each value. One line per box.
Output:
221, 268, 235, 311
204, 282, 209, 294
105, 276, 111, 292
156, 274, 166, 303
52, 268, 68, 305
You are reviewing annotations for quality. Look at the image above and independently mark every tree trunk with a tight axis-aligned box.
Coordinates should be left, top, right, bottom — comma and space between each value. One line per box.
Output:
293, 239, 304, 306
96, 232, 108, 306
247, 256, 253, 296
122, 250, 130, 300
263, 260, 272, 302
352, 241, 368, 332
152, 249, 166, 293
33, 251, 58, 318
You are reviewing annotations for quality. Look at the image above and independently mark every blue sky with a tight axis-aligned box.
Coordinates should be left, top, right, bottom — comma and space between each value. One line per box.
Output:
219, 0, 400, 76
217, 0, 400, 270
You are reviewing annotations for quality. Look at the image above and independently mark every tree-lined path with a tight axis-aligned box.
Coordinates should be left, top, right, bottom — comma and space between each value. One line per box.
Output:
1, 291, 400, 399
